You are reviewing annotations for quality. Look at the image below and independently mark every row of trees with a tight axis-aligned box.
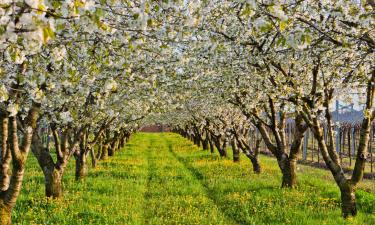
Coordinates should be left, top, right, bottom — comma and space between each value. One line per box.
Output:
0, 0, 374, 223
0, 0, 173, 223
157, 0, 374, 219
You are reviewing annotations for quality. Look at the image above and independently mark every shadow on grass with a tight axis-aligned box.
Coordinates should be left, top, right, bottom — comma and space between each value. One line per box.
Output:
90, 170, 140, 180
142, 136, 158, 223
166, 141, 251, 225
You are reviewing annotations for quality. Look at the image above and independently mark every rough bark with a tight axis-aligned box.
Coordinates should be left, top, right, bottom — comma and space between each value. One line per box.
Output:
255, 113, 307, 188
95, 141, 103, 160
108, 145, 114, 157
231, 139, 240, 162
202, 137, 209, 150
340, 183, 356, 217
214, 137, 227, 157
195, 135, 201, 147
75, 153, 88, 181
0, 103, 39, 225
31, 127, 74, 199
351, 76, 374, 184
45, 169, 63, 198
208, 135, 215, 154
250, 156, 261, 174
220, 142, 228, 157
0, 201, 11, 225
100, 145, 109, 160
278, 156, 297, 188
0, 117, 11, 191
120, 137, 125, 148
299, 73, 374, 218
114, 140, 120, 152
90, 147, 97, 168
281, 116, 306, 188
237, 137, 262, 174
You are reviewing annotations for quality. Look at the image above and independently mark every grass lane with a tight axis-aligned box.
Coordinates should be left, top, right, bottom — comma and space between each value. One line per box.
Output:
14, 134, 149, 224
167, 133, 375, 225
12, 132, 375, 224
142, 133, 232, 225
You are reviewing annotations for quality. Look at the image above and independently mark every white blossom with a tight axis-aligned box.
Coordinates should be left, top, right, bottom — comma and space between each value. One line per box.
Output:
60, 111, 73, 124
51, 46, 67, 62
0, 84, 8, 102
7, 103, 19, 117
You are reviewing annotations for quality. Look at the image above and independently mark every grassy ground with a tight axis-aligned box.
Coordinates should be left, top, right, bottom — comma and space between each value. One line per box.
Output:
13, 133, 375, 224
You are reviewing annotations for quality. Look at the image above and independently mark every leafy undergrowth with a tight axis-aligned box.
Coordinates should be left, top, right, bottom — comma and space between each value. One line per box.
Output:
13, 133, 375, 224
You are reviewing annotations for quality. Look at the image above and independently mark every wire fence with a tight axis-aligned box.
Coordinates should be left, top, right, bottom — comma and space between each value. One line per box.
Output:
252, 109, 374, 174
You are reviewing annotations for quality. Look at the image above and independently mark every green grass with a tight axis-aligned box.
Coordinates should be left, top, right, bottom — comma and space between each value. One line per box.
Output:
13, 133, 375, 224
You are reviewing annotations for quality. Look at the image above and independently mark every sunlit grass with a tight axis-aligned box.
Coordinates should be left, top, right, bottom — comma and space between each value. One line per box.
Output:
13, 132, 375, 224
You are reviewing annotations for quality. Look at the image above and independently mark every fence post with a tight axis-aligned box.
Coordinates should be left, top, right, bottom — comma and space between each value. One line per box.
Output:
303, 129, 309, 160
335, 126, 340, 154
351, 128, 355, 158
348, 127, 351, 166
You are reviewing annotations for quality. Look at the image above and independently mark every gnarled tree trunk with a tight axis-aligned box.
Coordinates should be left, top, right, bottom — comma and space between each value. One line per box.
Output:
302, 74, 373, 217
100, 145, 109, 160
202, 137, 209, 150
45, 168, 63, 198
277, 155, 297, 188
75, 153, 88, 181
237, 136, 262, 174
208, 135, 215, 154
340, 183, 356, 217
0, 117, 11, 191
255, 112, 307, 188
90, 147, 97, 168
0, 104, 39, 225
108, 145, 114, 157
214, 138, 227, 157
231, 139, 240, 162
250, 156, 261, 174
32, 127, 73, 199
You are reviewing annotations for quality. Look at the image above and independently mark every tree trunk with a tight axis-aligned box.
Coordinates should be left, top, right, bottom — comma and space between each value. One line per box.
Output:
0, 162, 10, 192
214, 138, 227, 157
120, 138, 125, 148
45, 168, 63, 198
0, 117, 10, 191
278, 155, 297, 188
208, 138, 215, 154
197, 137, 201, 147
114, 140, 120, 152
96, 143, 103, 160
202, 138, 209, 150
221, 140, 228, 157
0, 104, 39, 225
108, 146, 114, 156
0, 201, 11, 225
194, 135, 200, 147
219, 148, 227, 157
231, 140, 240, 162
75, 154, 88, 181
340, 184, 357, 218
214, 139, 220, 153
100, 145, 108, 160
31, 133, 68, 199
250, 156, 261, 174
90, 147, 97, 168
310, 116, 359, 217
